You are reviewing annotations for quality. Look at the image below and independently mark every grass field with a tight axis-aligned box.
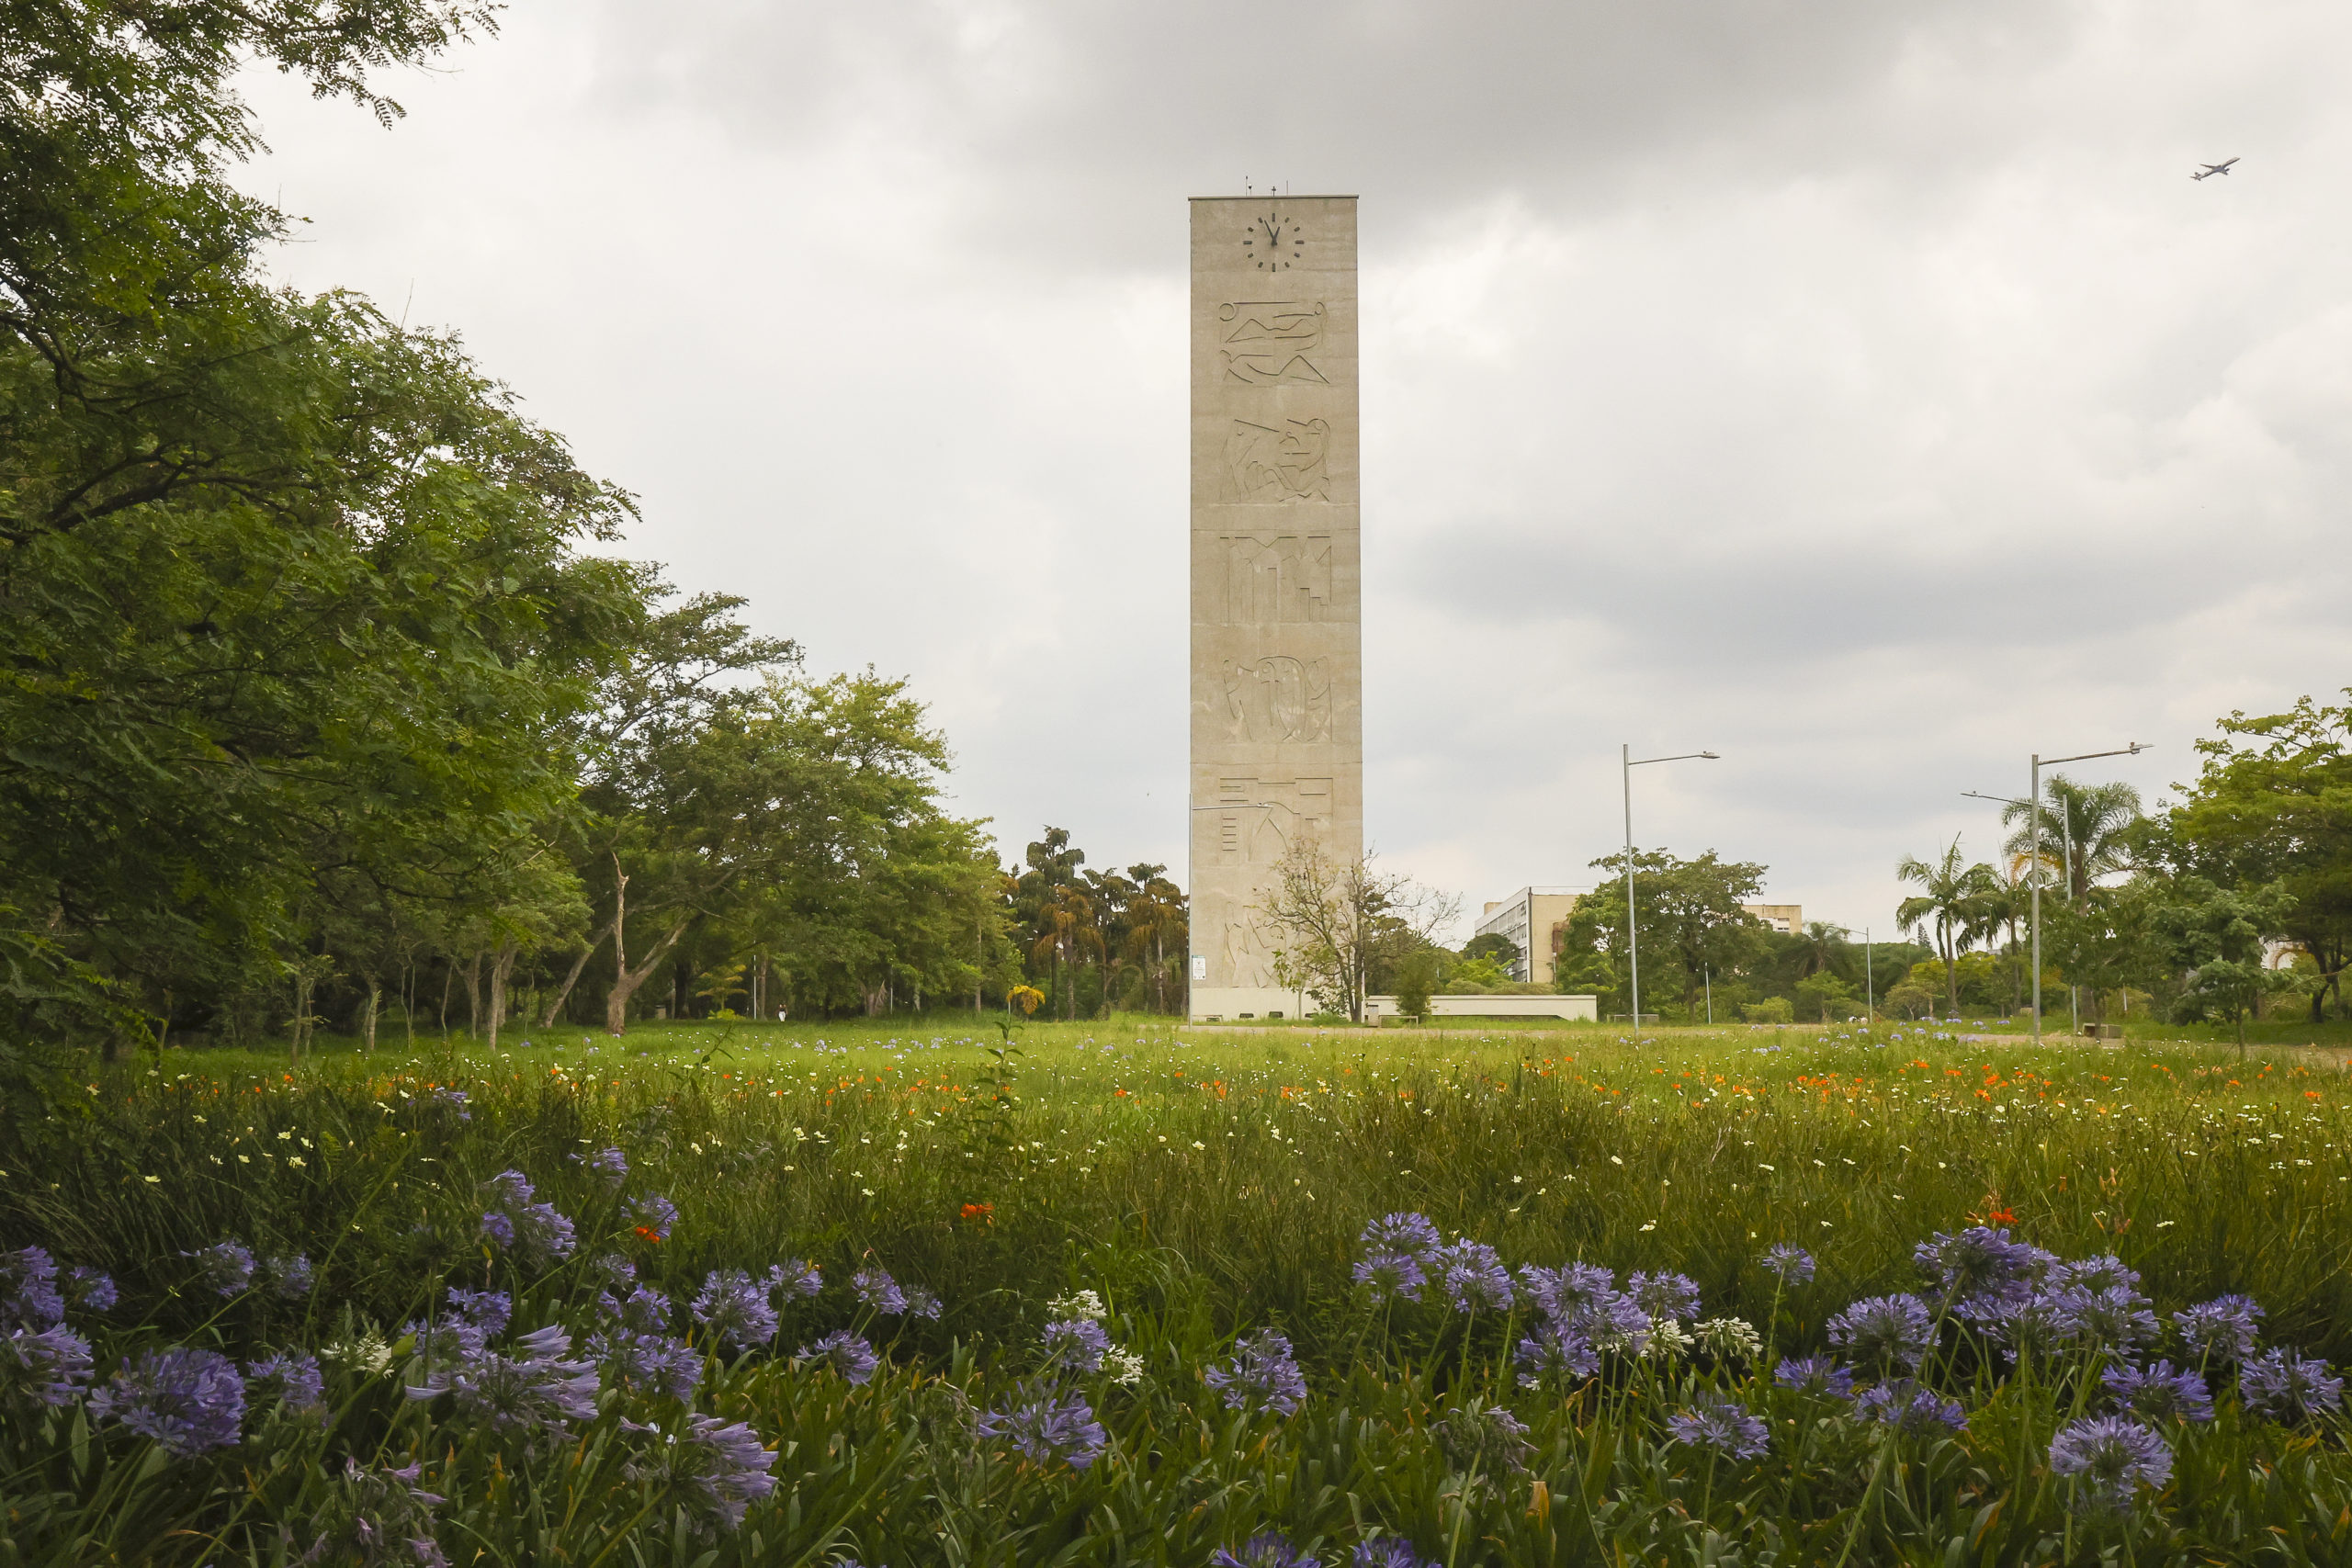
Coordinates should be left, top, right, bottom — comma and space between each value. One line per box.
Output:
3, 1019, 2347, 1564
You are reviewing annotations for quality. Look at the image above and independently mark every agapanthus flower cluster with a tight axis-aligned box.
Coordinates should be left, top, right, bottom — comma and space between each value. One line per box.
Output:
1360, 1213, 1442, 1258
691, 1270, 779, 1351
246, 1350, 325, 1414
1046, 1289, 1107, 1320
1430, 1239, 1514, 1314
851, 1267, 907, 1314
575, 1146, 628, 1187
2103, 1360, 2213, 1424
1434, 1401, 1533, 1474
1512, 1315, 1601, 1389
320, 1458, 449, 1568
1826, 1294, 1934, 1376
1629, 1271, 1702, 1324
796, 1330, 880, 1385
1665, 1393, 1770, 1460
1205, 1329, 1307, 1416
1852, 1380, 1967, 1437
63, 1266, 117, 1314
264, 1254, 314, 1301
628, 1195, 678, 1242
625, 1415, 778, 1531
1695, 1317, 1764, 1361
478, 1171, 577, 1266
978, 1392, 1107, 1469
1211, 1532, 1317, 1568
2049, 1415, 2173, 1511
2, 1323, 96, 1408
1761, 1243, 1815, 1286
92, 1346, 246, 1456
2, 1247, 64, 1326
589, 1323, 702, 1402
187, 1240, 257, 1297
1914, 1226, 2043, 1307
409, 1323, 598, 1437
2174, 1295, 2263, 1365
1774, 1355, 1855, 1398
765, 1259, 824, 1300
2051, 1282, 2161, 1351
1041, 1317, 1112, 1373
1353, 1248, 1427, 1303
2240, 1348, 2345, 1424
1352, 1541, 1439, 1568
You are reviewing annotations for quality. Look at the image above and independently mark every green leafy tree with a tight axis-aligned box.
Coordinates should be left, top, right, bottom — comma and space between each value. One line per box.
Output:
2153, 877, 2298, 1050
2166, 694, 2352, 1021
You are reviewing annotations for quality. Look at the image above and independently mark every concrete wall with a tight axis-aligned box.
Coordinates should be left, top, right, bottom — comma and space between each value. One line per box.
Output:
1364, 994, 1600, 1022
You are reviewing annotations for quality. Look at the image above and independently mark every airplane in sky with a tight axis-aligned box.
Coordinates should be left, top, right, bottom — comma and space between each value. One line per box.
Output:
2191, 158, 2240, 181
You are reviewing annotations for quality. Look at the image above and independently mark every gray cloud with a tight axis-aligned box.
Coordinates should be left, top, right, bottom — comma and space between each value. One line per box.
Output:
236, 0, 2352, 938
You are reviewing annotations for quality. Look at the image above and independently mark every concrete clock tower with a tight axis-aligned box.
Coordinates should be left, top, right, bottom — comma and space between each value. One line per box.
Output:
1186, 196, 1363, 1021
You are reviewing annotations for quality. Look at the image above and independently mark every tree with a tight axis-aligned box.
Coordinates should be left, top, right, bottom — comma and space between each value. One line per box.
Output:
1583, 849, 1767, 1023
1462, 931, 1521, 971
1119, 865, 1188, 1015
1895, 839, 1996, 1018
2153, 877, 2297, 1050
2166, 694, 2352, 1021
1254, 841, 1457, 1022
2003, 776, 2144, 904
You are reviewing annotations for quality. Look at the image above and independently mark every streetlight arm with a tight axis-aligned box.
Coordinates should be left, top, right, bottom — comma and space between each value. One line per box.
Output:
1629, 750, 1722, 767
2038, 743, 2151, 767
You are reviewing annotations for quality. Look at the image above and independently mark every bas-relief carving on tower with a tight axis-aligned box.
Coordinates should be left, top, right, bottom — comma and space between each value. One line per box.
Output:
1188, 196, 1363, 1021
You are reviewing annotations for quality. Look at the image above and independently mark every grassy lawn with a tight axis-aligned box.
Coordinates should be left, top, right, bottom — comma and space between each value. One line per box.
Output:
3, 1019, 2348, 1563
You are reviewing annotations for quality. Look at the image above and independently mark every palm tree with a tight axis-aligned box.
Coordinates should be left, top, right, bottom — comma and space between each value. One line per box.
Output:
1030, 884, 1102, 1020
1796, 921, 1846, 980
2002, 775, 2143, 906
1895, 837, 1997, 1017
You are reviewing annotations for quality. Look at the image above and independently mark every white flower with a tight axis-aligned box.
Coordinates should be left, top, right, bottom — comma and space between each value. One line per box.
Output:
1695, 1316, 1763, 1360
1642, 1317, 1695, 1360
1105, 1349, 1147, 1387
1048, 1289, 1108, 1322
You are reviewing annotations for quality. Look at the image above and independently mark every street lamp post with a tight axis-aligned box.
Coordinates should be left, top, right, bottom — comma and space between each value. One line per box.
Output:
1965, 741, 2147, 1044
1623, 743, 1720, 1040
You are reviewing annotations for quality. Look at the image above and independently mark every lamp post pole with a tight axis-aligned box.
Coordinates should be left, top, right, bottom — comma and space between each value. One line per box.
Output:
1967, 742, 2146, 1044
1623, 743, 1720, 1040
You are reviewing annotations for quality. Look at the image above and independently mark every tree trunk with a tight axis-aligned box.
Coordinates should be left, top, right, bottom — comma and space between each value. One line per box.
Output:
290, 970, 313, 1063
540, 917, 616, 1028
486, 937, 520, 1051
437, 959, 452, 1039
461, 951, 483, 1039
605, 916, 688, 1036
362, 975, 380, 1053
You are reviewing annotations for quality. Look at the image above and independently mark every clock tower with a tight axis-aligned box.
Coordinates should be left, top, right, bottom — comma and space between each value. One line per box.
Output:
1186, 196, 1363, 1021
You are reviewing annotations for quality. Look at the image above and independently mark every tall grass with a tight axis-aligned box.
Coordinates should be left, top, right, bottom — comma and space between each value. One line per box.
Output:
2, 1021, 2346, 1563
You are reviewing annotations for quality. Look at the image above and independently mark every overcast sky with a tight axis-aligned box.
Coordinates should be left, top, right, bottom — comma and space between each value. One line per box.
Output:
239, 0, 2352, 942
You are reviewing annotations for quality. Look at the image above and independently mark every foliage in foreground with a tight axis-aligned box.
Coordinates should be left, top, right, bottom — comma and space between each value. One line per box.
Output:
2, 1026, 2350, 1563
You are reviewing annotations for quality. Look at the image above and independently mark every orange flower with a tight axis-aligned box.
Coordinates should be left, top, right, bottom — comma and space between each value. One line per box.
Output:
960, 1202, 994, 1225
634, 1226, 663, 1244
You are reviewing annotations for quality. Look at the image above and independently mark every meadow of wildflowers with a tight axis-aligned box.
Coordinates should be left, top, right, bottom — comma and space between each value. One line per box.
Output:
0, 1020, 2347, 1564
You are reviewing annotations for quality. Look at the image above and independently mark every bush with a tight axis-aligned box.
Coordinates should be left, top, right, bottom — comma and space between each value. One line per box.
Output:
1740, 997, 1794, 1024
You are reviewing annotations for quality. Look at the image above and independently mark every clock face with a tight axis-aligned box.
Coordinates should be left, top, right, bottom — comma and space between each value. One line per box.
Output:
1241, 209, 1305, 271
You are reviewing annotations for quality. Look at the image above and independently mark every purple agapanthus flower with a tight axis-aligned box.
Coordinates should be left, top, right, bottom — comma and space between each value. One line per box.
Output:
479, 1211, 516, 1249
2056, 1256, 2142, 1293
1968, 1290, 2071, 1364
796, 1330, 880, 1386
188, 1240, 256, 1297
2, 1324, 95, 1407
411, 1324, 598, 1436
1360, 1213, 1442, 1258
1773, 1355, 1855, 1398
592, 1254, 638, 1292
978, 1393, 1108, 1469
2050, 1283, 2161, 1351
2240, 1348, 2345, 1424
2174, 1295, 2263, 1366
576, 1146, 628, 1187
901, 1285, 944, 1320
850, 1267, 906, 1314
1852, 1380, 1967, 1436
692, 1270, 779, 1351
479, 1171, 577, 1266
1513, 1318, 1601, 1389
1430, 1239, 1514, 1314
333, 1457, 448, 1566
1, 1247, 62, 1327
92, 1347, 246, 1456
1628, 1271, 1702, 1324
1354, 1249, 1427, 1303
1912, 1227, 2039, 1306
1205, 1330, 1308, 1416
1516, 1261, 1616, 1319
446, 1289, 514, 1337
628, 1194, 678, 1242
2050, 1415, 2172, 1510
600, 1285, 671, 1335
2103, 1360, 2213, 1424
1354, 1541, 1439, 1568
677, 1414, 777, 1529
1826, 1294, 1935, 1375
1210, 1532, 1317, 1568
764, 1259, 823, 1300
265, 1254, 314, 1301
1665, 1394, 1770, 1461
63, 1266, 117, 1314
1042, 1318, 1112, 1373
1761, 1244, 1815, 1286
589, 1328, 702, 1402
246, 1350, 326, 1414
1565, 1289, 1655, 1357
